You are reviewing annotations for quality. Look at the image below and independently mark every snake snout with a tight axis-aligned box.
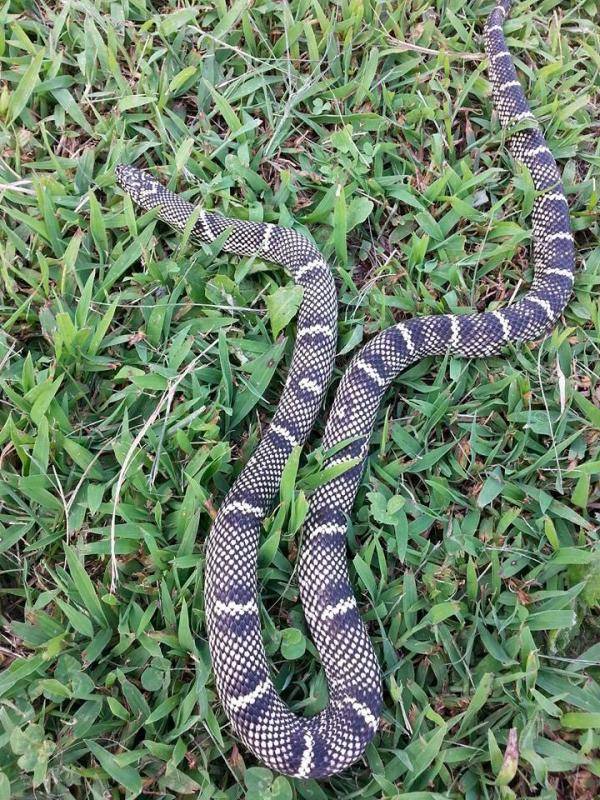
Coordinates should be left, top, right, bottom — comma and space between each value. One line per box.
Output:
114, 163, 129, 186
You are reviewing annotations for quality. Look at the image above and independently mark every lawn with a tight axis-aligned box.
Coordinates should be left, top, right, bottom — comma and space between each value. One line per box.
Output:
0, 0, 599, 797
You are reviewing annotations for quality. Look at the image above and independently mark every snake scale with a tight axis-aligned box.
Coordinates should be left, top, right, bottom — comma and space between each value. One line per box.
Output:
115, 0, 574, 779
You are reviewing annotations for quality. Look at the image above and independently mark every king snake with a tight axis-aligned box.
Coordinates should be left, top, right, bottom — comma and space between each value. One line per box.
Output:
115, 0, 574, 779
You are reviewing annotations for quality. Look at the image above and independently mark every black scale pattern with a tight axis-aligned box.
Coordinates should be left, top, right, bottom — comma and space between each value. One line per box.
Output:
114, 0, 574, 779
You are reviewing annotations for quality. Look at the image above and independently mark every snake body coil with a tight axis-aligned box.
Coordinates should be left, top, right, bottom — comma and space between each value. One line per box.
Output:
116, 0, 574, 779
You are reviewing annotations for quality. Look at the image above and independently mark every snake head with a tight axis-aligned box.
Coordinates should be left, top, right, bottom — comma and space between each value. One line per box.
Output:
115, 164, 165, 211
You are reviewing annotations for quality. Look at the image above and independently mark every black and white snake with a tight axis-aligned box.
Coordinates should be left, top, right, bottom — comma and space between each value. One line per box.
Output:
115, 0, 574, 779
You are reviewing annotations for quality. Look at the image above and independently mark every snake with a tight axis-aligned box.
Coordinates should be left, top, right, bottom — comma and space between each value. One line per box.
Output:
115, 0, 574, 779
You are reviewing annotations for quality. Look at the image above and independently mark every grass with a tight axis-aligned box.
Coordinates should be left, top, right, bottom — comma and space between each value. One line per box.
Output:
0, 0, 599, 797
